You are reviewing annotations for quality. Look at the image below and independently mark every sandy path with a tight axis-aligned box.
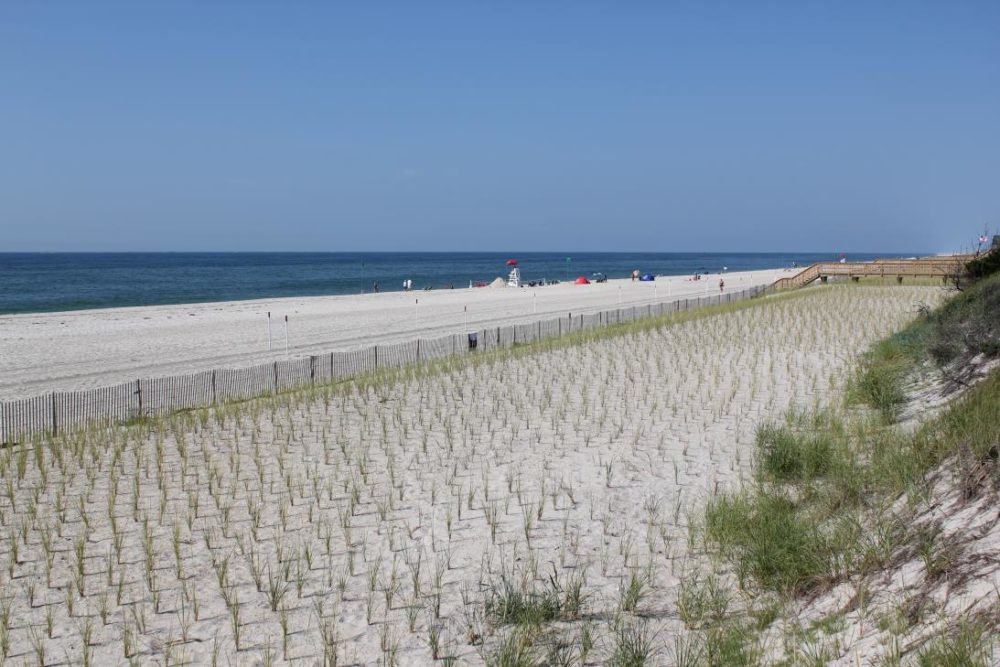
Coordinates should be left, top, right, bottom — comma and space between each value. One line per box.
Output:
0, 269, 788, 399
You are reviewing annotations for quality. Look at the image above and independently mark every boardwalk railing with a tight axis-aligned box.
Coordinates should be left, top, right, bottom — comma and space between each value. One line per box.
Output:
1, 285, 768, 443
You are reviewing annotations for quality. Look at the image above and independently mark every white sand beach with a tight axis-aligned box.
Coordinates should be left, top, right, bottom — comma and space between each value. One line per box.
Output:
0, 269, 789, 399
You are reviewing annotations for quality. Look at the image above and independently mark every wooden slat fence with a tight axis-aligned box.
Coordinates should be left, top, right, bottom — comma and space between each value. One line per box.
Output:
140, 371, 214, 417
215, 364, 275, 403
0, 284, 767, 443
54, 382, 137, 432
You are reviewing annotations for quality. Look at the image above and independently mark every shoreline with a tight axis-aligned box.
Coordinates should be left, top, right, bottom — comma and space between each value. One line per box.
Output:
0, 251, 920, 316
0, 269, 790, 399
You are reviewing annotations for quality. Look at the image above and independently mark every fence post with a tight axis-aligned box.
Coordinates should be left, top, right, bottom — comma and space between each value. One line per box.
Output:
211, 371, 217, 404
309, 356, 316, 385
416, 340, 421, 362
51, 392, 57, 435
273, 361, 279, 391
374, 345, 378, 370
136, 379, 143, 416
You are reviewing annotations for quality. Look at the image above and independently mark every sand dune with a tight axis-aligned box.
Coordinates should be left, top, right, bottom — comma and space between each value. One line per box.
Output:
0, 284, 944, 665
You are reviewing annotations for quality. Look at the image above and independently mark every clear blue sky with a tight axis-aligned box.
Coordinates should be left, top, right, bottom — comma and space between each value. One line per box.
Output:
1, 2, 997, 253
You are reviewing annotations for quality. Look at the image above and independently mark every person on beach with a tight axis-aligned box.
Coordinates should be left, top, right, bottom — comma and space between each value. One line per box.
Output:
631, 269, 639, 281
719, 278, 725, 293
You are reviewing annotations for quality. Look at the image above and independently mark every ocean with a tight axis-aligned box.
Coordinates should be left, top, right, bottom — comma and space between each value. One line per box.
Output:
0, 251, 919, 315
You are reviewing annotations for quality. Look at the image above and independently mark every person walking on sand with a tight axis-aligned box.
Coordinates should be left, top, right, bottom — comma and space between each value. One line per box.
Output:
719, 278, 725, 293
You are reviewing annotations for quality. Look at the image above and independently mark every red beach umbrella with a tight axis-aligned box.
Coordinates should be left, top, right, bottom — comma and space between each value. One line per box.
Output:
574, 276, 590, 285
506, 259, 518, 266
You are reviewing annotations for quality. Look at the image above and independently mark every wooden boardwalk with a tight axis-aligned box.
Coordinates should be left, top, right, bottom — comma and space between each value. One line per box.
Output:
771, 255, 972, 290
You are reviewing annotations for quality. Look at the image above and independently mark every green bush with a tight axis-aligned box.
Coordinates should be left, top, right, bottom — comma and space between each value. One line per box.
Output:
484, 575, 562, 627
756, 424, 836, 482
849, 336, 921, 421
848, 274, 1000, 421
703, 621, 761, 667
678, 574, 730, 629
483, 567, 587, 628
607, 619, 656, 667
966, 247, 1000, 279
917, 620, 993, 667
704, 491, 834, 595
927, 274, 1000, 366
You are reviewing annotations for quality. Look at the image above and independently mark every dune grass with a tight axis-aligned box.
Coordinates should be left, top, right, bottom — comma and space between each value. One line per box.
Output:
849, 271, 1000, 420
691, 275, 1000, 665
916, 619, 994, 667
704, 366, 1000, 597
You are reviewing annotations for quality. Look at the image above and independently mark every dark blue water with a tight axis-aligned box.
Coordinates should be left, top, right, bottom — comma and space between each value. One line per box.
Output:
0, 252, 920, 315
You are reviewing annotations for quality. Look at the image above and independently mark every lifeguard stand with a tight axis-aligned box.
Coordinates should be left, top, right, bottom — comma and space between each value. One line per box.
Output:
506, 259, 522, 287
